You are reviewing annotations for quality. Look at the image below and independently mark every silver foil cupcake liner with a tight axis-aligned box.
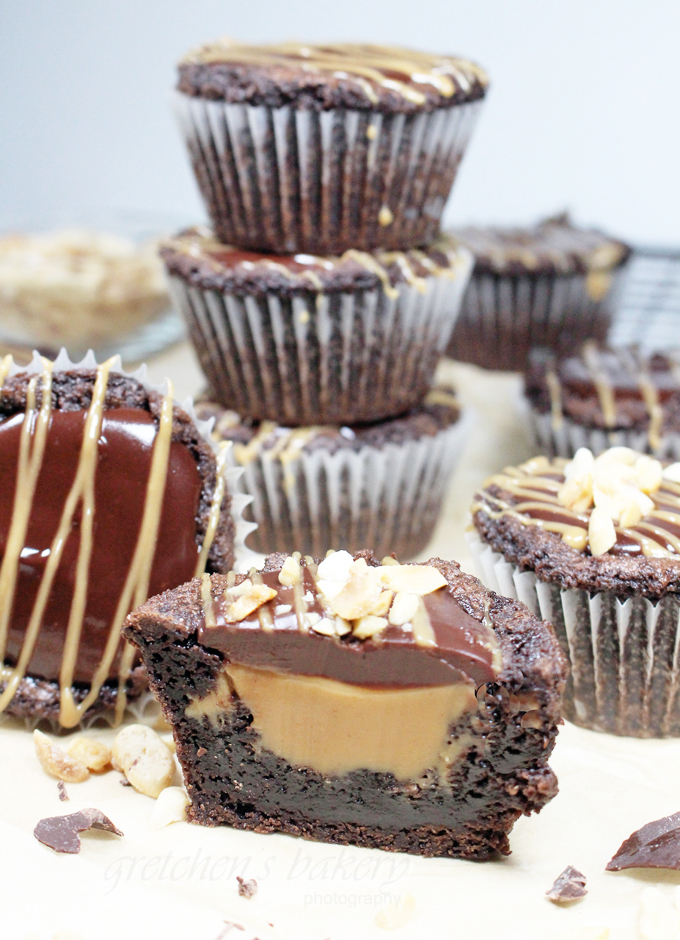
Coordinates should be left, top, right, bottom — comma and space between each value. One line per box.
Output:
467, 530, 680, 737
0, 348, 260, 730
447, 267, 628, 373
230, 410, 472, 560
526, 406, 680, 461
174, 92, 484, 254
168, 252, 473, 425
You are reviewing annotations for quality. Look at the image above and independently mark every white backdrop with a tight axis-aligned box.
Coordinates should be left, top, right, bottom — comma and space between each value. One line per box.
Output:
1, 0, 678, 245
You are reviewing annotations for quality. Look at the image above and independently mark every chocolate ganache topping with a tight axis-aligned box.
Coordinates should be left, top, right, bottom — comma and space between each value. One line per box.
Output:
161, 228, 468, 300
0, 357, 228, 726
198, 551, 499, 687
178, 41, 489, 111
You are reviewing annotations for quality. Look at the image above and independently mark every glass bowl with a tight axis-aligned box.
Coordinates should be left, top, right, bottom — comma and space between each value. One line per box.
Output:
0, 209, 189, 364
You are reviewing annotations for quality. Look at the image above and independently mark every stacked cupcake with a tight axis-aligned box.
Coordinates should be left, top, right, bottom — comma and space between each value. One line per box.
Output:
162, 41, 490, 559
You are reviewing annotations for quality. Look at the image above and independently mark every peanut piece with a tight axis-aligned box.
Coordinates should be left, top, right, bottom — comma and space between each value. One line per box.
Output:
353, 615, 388, 639
112, 724, 175, 798
34, 729, 89, 783
329, 560, 382, 621
66, 737, 112, 773
388, 591, 420, 626
588, 506, 617, 556
148, 786, 189, 830
278, 555, 301, 586
378, 565, 447, 596
224, 583, 278, 622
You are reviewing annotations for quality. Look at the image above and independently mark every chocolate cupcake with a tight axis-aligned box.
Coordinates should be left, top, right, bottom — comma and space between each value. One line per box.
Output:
525, 344, 680, 460
124, 550, 566, 858
0, 351, 241, 728
446, 215, 631, 371
174, 41, 488, 255
162, 228, 473, 425
470, 445, 680, 737
196, 387, 469, 560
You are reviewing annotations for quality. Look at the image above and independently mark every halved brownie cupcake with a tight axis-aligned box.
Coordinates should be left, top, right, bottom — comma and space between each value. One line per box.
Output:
446, 215, 631, 372
525, 344, 680, 459
162, 228, 472, 425
175, 41, 488, 255
195, 387, 468, 560
470, 445, 680, 736
0, 353, 236, 727
124, 550, 567, 859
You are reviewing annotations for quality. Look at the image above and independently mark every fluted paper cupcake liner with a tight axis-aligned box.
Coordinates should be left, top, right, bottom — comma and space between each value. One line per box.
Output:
0, 348, 260, 729
169, 254, 473, 425
447, 268, 627, 372
174, 92, 484, 254
229, 410, 472, 560
526, 406, 680, 461
467, 530, 680, 737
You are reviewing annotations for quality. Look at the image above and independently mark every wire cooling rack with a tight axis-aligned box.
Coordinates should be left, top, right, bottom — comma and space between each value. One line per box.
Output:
609, 247, 680, 351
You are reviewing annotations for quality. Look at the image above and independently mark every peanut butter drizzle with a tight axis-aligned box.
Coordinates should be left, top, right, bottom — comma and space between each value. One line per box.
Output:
545, 370, 564, 431
61, 377, 176, 727
194, 441, 228, 577
582, 342, 617, 429
182, 41, 488, 104
623, 349, 664, 453
0, 361, 54, 708
0, 360, 220, 726
474, 457, 680, 558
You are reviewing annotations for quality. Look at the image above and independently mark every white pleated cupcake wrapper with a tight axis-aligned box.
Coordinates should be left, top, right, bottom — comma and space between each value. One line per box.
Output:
174, 92, 484, 254
1, 348, 261, 729
230, 409, 472, 560
447, 267, 627, 372
526, 406, 680, 462
466, 529, 680, 737
169, 251, 473, 426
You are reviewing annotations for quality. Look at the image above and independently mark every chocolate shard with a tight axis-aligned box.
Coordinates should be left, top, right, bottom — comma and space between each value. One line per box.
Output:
546, 865, 587, 902
57, 780, 69, 802
606, 812, 680, 871
236, 876, 258, 899
34, 808, 123, 854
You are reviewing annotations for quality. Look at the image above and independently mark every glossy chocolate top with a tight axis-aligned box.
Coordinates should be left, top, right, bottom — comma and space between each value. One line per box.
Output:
455, 214, 630, 276
197, 553, 499, 687
178, 41, 488, 112
161, 228, 468, 298
0, 362, 233, 727
526, 345, 680, 446
1, 406, 202, 682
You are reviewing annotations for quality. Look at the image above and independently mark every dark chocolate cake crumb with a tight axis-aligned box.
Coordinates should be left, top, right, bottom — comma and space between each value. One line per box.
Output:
606, 812, 680, 871
119, 776, 132, 787
546, 865, 587, 902
34, 808, 123, 854
236, 876, 258, 899
57, 781, 69, 802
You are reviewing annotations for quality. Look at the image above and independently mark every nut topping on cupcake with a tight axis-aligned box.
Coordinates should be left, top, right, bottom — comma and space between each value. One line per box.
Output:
475, 446, 680, 562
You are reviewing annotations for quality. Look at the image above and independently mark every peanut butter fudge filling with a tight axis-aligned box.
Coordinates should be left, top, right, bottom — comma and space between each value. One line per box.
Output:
125, 550, 567, 858
0, 359, 234, 726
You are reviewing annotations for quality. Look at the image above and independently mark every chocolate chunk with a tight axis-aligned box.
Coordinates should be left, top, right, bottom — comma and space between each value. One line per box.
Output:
606, 812, 680, 871
57, 781, 69, 802
546, 865, 587, 902
34, 808, 123, 854
236, 876, 258, 899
